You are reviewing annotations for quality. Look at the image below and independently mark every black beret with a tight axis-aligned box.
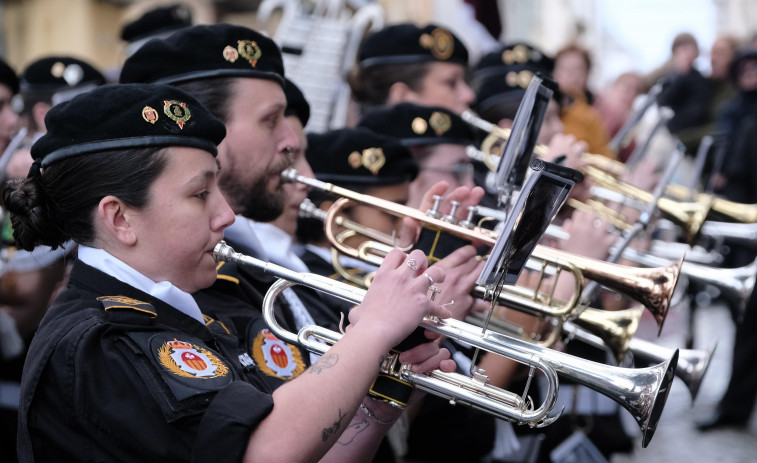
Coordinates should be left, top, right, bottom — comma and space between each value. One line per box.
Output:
358, 103, 474, 147
284, 78, 310, 127
306, 127, 418, 186
31, 83, 226, 168
119, 24, 284, 87
472, 43, 555, 116
473, 42, 554, 82
730, 47, 757, 82
358, 23, 469, 69
121, 4, 193, 43
0, 57, 19, 94
20, 56, 105, 93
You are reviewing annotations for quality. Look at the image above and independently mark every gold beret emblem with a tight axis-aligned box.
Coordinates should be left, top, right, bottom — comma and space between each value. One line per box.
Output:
517, 70, 534, 89
411, 117, 428, 135
163, 100, 191, 129
237, 40, 262, 67
512, 44, 529, 63
142, 106, 158, 124
419, 27, 454, 61
361, 147, 386, 174
429, 111, 451, 136
50, 61, 66, 78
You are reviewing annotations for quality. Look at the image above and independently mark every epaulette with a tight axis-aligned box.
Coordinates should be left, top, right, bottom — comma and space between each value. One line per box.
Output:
97, 295, 156, 325
214, 261, 240, 285
203, 313, 231, 335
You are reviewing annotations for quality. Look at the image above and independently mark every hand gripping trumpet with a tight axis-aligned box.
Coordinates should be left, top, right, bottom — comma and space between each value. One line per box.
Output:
214, 241, 679, 447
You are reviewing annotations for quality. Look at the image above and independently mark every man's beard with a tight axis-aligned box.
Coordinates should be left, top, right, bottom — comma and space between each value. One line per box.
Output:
221, 161, 289, 222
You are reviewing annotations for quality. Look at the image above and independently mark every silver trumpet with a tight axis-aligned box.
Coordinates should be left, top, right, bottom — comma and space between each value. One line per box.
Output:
562, 322, 716, 403
214, 241, 678, 447
700, 220, 757, 250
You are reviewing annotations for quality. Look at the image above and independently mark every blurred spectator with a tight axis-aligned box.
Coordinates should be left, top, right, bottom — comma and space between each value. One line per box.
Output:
0, 58, 19, 158
594, 71, 644, 162
656, 32, 709, 135
676, 35, 739, 155
553, 43, 614, 158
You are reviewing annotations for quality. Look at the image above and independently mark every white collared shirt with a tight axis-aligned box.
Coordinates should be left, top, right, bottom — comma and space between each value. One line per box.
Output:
249, 222, 310, 273
78, 245, 204, 324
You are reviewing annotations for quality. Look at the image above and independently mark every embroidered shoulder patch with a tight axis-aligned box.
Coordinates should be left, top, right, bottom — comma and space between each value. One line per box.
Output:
97, 296, 156, 317
252, 328, 305, 380
156, 338, 230, 380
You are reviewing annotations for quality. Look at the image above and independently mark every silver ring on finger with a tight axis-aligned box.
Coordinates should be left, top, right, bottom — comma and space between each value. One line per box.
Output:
405, 258, 419, 271
422, 272, 434, 284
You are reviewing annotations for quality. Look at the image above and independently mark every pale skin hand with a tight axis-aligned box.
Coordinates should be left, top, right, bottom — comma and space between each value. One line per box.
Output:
243, 248, 454, 463
542, 133, 589, 171
396, 182, 488, 320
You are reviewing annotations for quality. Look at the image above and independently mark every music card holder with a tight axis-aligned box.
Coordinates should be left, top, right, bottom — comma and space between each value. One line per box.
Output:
493, 73, 556, 207
477, 159, 583, 288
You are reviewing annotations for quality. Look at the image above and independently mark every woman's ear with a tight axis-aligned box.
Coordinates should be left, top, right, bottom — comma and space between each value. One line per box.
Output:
96, 195, 137, 246
32, 102, 52, 132
387, 81, 416, 105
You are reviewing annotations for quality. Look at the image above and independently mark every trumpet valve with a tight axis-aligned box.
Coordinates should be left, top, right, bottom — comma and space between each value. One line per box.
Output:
459, 206, 477, 229
427, 195, 443, 219
443, 201, 461, 225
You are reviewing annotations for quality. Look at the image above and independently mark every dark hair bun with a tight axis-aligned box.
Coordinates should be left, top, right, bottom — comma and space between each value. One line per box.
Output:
1, 178, 66, 251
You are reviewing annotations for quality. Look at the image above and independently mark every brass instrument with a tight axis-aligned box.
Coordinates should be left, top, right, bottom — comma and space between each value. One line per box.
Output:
582, 165, 712, 245
467, 305, 644, 364
460, 110, 627, 177
563, 322, 716, 403
302, 199, 637, 353
666, 183, 757, 223
213, 241, 678, 447
700, 220, 757, 250
621, 247, 757, 310
296, 188, 680, 330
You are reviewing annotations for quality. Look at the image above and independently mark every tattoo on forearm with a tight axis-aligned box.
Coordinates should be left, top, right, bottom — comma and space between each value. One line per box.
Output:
337, 419, 370, 446
321, 408, 347, 442
309, 353, 338, 374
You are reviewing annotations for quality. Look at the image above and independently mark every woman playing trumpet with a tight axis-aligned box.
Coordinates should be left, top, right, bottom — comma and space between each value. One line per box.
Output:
8, 83, 456, 463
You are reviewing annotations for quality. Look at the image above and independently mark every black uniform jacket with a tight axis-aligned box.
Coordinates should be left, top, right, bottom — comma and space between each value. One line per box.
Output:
194, 237, 316, 386
17, 260, 274, 463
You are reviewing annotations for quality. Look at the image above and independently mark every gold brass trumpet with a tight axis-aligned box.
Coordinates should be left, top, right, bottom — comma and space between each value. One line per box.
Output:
666, 183, 757, 223
302, 199, 639, 353
213, 241, 678, 447
285, 169, 679, 333
582, 165, 712, 245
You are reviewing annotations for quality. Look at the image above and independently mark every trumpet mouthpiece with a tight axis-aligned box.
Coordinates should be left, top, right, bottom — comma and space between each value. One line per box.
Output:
281, 168, 298, 183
